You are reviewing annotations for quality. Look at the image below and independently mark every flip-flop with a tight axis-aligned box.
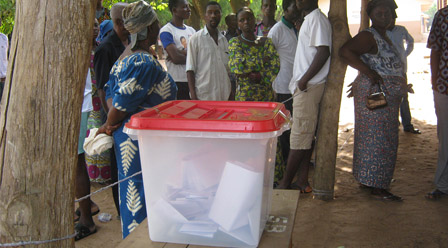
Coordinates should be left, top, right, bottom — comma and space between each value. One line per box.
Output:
74, 207, 100, 222
371, 191, 403, 202
74, 223, 97, 241
373, 194, 403, 202
425, 189, 446, 200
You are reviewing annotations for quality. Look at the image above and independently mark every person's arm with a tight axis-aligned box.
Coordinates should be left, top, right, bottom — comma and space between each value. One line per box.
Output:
165, 44, 187, 64
298, 46, 330, 91
185, 34, 198, 100
339, 31, 383, 85
160, 31, 187, 64
403, 28, 414, 57
94, 48, 113, 113
430, 49, 441, 90
186, 70, 198, 100
97, 107, 127, 136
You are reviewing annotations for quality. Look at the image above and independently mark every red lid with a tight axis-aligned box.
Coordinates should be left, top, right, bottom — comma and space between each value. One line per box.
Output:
125, 100, 290, 133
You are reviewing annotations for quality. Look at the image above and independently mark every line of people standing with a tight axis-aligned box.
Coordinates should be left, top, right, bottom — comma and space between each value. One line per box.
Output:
75, 0, 447, 242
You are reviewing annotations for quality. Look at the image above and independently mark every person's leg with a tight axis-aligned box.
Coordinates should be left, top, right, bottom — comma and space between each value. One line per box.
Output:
75, 111, 96, 240
175, 81, 191, 100
277, 84, 324, 189
278, 149, 308, 188
433, 91, 448, 194
76, 153, 96, 230
400, 94, 413, 130
110, 149, 121, 216
101, 106, 121, 216
277, 93, 293, 162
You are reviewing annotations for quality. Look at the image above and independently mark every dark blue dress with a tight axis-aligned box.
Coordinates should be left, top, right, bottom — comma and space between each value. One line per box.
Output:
105, 52, 177, 238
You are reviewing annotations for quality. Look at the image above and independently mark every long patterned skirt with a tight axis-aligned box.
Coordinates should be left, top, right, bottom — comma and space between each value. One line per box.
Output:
352, 74, 406, 189
113, 123, 147, 239
86, 83, 112, 183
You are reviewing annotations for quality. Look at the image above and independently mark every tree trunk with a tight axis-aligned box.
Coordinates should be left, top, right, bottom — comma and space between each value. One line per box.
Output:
313, 0, 351, 200
229, 0, 250, 13
186, 2, 202, 31
0, 1, 95, 247
359, 0, 370, 32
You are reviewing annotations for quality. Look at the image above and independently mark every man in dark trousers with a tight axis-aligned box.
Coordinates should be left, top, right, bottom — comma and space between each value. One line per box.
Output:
93, 2, 129, 216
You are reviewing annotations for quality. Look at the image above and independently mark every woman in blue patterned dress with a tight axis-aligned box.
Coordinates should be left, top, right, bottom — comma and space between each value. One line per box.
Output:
98, 1, 177, 238
339, 0, 406, 201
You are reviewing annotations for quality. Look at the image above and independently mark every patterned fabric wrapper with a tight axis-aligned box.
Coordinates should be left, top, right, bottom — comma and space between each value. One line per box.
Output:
353, 74, 406, 189
105, 52, 177, 238
86, 52, 112, 183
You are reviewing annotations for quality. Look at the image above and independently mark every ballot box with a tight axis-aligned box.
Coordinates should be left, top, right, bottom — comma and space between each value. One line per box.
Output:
124, 100, 290, 248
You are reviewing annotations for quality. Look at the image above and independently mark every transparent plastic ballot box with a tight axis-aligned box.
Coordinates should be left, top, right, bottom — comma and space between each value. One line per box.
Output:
124, 100, 290, 248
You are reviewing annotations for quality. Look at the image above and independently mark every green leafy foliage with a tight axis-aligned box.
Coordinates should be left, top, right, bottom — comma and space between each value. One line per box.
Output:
424, 2, 437, 29
0, 0, 15, 35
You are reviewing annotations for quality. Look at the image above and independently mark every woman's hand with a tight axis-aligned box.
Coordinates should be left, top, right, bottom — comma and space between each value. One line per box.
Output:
96, 122, 121, 137
248, 71, 262, 84
346, 82, 354, 98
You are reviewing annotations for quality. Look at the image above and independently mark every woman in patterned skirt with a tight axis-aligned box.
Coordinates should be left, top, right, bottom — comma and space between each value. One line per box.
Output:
228, 7, 284, 185
98, 1, 177, 238
339, 0, 406, 201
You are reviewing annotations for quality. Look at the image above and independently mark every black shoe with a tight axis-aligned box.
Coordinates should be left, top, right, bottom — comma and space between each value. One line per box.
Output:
404, 128, 421, 134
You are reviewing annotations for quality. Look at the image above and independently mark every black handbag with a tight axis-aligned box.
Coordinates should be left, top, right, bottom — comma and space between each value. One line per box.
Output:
366, 83, 387, 110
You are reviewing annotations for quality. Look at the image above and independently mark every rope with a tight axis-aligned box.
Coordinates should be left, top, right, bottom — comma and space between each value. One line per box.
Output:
0, 171, 143, 246
0, 84, 339, 246
75, 171, 142, 203
0, 233, 77, 247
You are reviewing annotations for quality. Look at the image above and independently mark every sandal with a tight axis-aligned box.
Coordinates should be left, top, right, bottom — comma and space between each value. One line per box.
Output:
74, 205, 100, 222
359, 184, 372, 190
74, 223, 97, 241
425, 189, 446, 200
298, 185, 313, 194
371, 189, 403, 202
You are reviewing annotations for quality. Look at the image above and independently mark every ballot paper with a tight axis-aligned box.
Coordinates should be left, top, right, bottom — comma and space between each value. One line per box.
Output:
151, 198, 188, 223
179, 222, 219, 238
167, 147, 226, 190
209, 161, 263, 232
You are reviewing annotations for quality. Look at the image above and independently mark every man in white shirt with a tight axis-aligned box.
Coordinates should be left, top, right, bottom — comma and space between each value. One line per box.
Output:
160, 0, 195, 100
186, 1, 231, 101
0, 17, 8, 101
277, 0, 331, 191
268, 0, 300, 167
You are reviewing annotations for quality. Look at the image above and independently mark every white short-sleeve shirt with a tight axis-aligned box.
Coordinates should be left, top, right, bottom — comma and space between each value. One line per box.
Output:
289, 8, 332, 94
186, 27, 231, 101
159, 23, 195, 82
268, 18, 298, 94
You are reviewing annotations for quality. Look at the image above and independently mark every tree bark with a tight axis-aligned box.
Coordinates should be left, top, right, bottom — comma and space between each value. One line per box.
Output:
0, 1, 95, 247
313, 0, 351, 200
229, 0, 250, 13
186, 2, 203, 31
359, 0, 370, 32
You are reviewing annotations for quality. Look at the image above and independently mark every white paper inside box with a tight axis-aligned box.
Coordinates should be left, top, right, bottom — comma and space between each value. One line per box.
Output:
131, 132, 279, 248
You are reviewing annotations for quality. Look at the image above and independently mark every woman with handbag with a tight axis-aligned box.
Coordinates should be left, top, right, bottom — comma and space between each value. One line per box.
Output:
339, 0, 407, 201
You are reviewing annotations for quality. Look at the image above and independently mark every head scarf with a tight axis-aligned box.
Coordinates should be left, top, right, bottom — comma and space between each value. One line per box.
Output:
366, 0, 397, 18
96, 20, 113, 44
122, 0, 158, 49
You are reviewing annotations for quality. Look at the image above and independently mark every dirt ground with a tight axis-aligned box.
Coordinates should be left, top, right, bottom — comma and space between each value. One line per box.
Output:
75, 43, 448, 248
